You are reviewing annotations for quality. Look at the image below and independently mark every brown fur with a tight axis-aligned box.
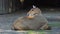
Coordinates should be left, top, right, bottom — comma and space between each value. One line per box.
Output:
11, 7, 50, 31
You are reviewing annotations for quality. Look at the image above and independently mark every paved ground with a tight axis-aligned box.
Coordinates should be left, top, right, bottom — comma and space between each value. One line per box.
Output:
0, 8, 60, 34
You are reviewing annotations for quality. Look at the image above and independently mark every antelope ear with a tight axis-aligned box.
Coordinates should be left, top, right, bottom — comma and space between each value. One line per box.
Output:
33, 5, 36, 8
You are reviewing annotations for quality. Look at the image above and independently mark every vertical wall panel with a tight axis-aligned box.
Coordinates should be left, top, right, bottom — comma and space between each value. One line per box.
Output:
0, 0, 11, 14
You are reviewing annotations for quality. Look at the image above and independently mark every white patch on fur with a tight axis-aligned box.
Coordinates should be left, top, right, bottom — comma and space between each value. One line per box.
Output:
33, 5, 36, 8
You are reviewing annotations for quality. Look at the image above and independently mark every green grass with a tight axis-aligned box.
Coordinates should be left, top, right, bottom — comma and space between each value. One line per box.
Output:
28, 31, 47, 34
48, 22, 60, 27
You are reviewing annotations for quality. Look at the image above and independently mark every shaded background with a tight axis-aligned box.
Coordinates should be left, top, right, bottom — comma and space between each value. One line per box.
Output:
13, 0, 60, 12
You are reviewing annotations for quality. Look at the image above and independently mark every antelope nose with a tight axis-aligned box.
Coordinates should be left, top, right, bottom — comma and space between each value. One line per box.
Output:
27, 16, 34, 19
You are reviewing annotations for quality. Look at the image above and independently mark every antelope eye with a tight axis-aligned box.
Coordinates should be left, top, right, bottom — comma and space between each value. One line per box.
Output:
34, 13, 38, 15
